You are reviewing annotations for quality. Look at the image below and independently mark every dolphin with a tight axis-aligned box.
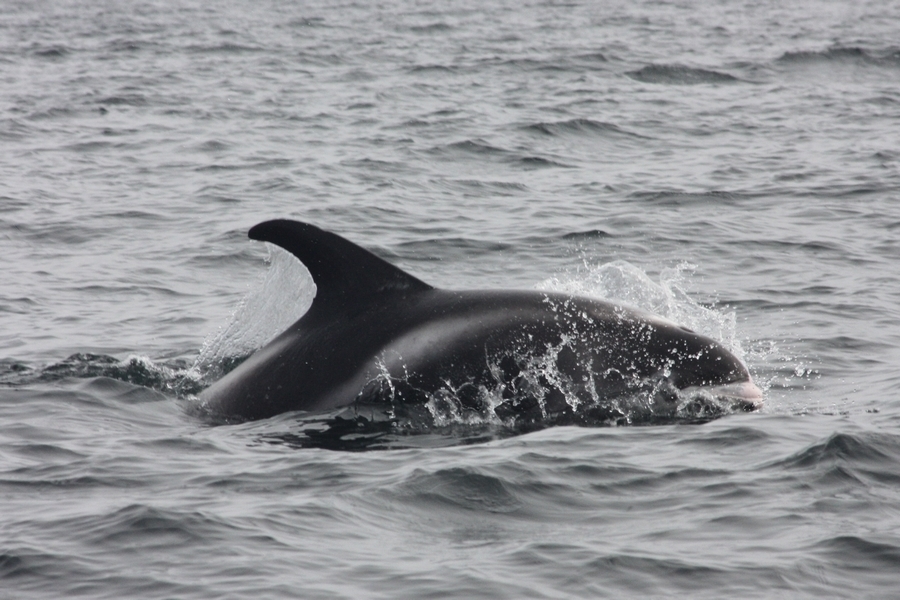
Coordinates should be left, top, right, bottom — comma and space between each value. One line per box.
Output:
199, 219, 762, 424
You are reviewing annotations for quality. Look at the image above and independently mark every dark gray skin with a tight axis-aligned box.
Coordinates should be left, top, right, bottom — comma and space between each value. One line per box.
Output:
200, 220, 762, 422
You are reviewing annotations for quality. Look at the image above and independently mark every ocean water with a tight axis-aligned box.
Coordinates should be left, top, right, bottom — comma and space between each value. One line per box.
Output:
2, 0, 900, 597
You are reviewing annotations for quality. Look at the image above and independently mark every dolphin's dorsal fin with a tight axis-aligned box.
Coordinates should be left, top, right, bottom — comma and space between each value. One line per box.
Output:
249, 220, 433, 310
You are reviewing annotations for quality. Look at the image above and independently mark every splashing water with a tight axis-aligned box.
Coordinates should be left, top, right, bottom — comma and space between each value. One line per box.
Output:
190, 246, 315, 384
538, 260, 742, 359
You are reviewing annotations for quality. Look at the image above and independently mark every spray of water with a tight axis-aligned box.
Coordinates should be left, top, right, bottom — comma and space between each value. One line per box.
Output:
537, 260, 742, 359
189, 246, 315, 384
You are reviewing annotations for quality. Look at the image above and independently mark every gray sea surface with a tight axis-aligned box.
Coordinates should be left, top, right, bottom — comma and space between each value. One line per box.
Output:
2, 0, 900, 597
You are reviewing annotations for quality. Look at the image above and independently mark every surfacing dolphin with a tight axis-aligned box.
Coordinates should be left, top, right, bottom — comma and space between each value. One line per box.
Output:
200, 219, 762, 425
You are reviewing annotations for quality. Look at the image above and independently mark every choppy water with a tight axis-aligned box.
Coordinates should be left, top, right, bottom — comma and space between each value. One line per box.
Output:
3, 0, 900, 597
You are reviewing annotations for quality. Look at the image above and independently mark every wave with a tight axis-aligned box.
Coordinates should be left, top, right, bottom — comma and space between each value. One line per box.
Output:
813, 535, 900, 572
472, 56, 600, 74
440, 139, 508, 156
776, 45, 900, 68
31, 45, 69, 58
518, 156, 571, 168
185, 43, 264, 54
98, 94, 147, 107
562, 229, 611, 241
627, 64, 739, 84
408, 23, 453, 34
104, 39, 145, 53
407, 64, 457, 74
523, 118, 648, 139
1, 353, 203, 397
285, 16, 327, 28
396, 237, 513, 256
395, 467, 521, 512
0, 118, 35, 141
437, 179, 528, 194
573, 51, 607, 63
628, 190, 748, 207
778, 431, 900, 469
431, 139, 572, 168
491, 57, 560, 72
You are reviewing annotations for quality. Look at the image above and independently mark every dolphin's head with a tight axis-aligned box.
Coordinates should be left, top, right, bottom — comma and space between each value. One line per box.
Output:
643, 320, 763, 412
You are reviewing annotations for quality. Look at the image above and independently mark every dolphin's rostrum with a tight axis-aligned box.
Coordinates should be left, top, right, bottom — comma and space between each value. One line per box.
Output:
200, 220, 762, 425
